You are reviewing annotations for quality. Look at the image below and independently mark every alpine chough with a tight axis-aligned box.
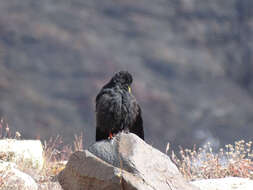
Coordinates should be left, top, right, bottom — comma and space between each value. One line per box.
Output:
95, 71, 144, 141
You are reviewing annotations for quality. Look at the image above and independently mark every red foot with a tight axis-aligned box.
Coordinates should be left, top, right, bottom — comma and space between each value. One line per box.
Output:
108, 132, 113, 139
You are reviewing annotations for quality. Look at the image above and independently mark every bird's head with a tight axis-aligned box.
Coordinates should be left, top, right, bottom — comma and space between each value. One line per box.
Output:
111, 71, 133, 92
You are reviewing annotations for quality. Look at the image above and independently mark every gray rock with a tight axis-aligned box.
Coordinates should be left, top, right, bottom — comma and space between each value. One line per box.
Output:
58, 133, 199, 190
0, 160, 38, 190
0, 139, 44, 170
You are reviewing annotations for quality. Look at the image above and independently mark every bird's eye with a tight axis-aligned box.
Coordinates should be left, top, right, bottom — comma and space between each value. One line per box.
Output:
128, 86, 131, 93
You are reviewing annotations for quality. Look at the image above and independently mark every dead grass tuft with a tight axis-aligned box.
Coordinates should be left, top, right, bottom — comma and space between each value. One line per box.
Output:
171, 140, 253, 181
0, 118, 13, 139
42, 133, 83, 176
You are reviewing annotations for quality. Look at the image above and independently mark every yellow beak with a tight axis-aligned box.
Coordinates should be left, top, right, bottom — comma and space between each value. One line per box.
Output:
128, 86, 131, 93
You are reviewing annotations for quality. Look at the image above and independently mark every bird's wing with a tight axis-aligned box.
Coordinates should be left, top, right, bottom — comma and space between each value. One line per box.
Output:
130, 104, 144, 140
95, 88, 122, 133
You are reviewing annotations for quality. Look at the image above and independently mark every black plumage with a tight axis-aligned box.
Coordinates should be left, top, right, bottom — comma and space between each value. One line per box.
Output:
95, 71, 144, 141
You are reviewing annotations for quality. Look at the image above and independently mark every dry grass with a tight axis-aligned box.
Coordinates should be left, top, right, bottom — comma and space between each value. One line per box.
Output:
42, 133, 83, 175
170, 141, 253, 181
0, 119, 11, 138
38, 133, 83, 189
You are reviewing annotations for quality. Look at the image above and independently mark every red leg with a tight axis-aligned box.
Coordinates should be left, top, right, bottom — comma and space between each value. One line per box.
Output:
108, 132, 113, 139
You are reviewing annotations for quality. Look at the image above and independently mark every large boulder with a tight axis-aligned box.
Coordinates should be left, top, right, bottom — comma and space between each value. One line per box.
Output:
0, 139, 44, 170
191, 177, 253, 190
0, 160, 38, 190
58, 133, 199, 190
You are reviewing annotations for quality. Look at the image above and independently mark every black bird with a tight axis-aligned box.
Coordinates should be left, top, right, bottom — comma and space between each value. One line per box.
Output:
95, 71, 144, 141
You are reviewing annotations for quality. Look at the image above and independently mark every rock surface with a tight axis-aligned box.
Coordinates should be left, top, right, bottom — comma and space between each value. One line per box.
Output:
58, 133, 199, 190
191, 177, 253, 190
0, 139, 44, 170
0, 160, 38, 190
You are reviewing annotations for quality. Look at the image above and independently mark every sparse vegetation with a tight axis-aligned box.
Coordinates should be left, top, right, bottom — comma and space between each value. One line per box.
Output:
170, 141, 253, 181
42, 133, 83, 176
0, 119, 11, 139
37, 132, 83, 189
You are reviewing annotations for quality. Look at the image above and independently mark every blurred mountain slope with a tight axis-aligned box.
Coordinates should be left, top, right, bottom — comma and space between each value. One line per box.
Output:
0, 0, 253, 150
